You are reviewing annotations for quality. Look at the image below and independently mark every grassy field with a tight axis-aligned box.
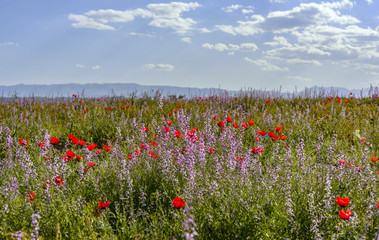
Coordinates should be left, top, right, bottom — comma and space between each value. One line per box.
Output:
0, 89, 378, 239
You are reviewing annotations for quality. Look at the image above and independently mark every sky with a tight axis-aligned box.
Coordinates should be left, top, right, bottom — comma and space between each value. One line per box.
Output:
1, 0, 379, 91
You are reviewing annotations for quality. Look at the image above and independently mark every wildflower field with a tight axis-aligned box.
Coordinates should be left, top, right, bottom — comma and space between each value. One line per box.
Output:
0, 89, 378, 239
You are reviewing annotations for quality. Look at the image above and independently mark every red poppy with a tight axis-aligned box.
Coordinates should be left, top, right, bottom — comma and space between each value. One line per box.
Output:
208, 148, 215, 154
127, 154, 134, 160
84, 111, 88, 113
96, 150, 101, 155
167, 121, 172, 125
218, 121, 225, 128
51, 137, 59, 145
372, 156, 378, 162
256, 137, 261, 141
336, 197, 350, 207
77, 140, 85, 146
227, 116, 232, 122
107, 108, 111, 110
326, 115, 330, 118
172, 197, 186, 209
251, 147, 264, 154
328, 98, 332, 102
280, 135, 287, 140
242, 122, 248, 128
39, 142, 46, 147
361, 138, 365, 143
67, 150, 76, 158
98, 201, 110, 209
176, 105, 180, 108
248, 120, 255, 125
268, 132, 275, 137
28, 192, 37, 202
339, 210, 352, 220
55, 175, 64, 186
76, 156, 83, 161
175, 130, 183, 138
72, 94, 77, 97
164, 127, 170, 132
19, 138, 28, 146
233, 123, 239, 128
72, 137, 79, 145
87, 144, 97, 151
192, 127, 198, 132
338, 160, 346, 165
150, 141, 158, 147
87, 161, 95, 168
103, 145, 111, 152
265, 100, 271, 103
276, 127, 282, 132
142, 127, 149, 132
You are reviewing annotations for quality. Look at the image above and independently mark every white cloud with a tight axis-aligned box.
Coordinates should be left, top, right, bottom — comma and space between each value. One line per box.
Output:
142, 64, 175, 71
0, 42, 18, 47
202, 42, 258, 53
128, 32, 155, 37
242, 9, 254, 14
287, 75, 313, 82
263, 36, 292, 47
69, 2, 201, 34
286, 58, 322, 65
222, 5, 243, 13
216, 1, 358, 36
366, 0, 373, 4
244, 57, 289, 71
76, 64, 85, 69
181, 37, 192, 44
92, 65, 101, 70
270, 0, 288, 3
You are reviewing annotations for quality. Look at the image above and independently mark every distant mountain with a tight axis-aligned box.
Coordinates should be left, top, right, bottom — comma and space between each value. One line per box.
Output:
0, 83, 377, 98
0, 83, 229, 98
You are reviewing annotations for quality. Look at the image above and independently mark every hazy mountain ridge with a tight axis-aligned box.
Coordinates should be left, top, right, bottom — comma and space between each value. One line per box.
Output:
0, 83, 377, 98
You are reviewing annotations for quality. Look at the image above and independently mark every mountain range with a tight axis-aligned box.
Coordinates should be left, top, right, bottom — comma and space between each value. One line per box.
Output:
0, 83, 377, 98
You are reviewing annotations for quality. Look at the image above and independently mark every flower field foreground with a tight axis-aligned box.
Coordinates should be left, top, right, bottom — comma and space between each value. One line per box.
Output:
0, 90, 378, 239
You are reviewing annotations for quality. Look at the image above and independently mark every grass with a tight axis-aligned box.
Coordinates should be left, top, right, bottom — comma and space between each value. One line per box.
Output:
0, 89, 378, 239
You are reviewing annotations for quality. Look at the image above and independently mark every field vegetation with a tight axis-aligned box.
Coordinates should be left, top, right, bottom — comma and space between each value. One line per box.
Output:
0, 88, 378, 239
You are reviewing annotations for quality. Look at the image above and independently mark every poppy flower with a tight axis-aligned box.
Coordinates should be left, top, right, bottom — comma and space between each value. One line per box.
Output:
242, 122, 248, 128
72, 94, 77, 97
268, 132, 275, 137
126, 105, 129, 108
87, 144, 97, 151
336, 197, 350, 207
28, 192, 37, 202
251, 147, 264, 155
67, 150, 76, 158
175, 130, 183, 138
280, 135, 287, 140
98, 201, 110, 209
83, 111, 88, 113
339, 210, 352, 220
96, 150, 101, 155
167, 121, 172, 125
176, 105, 180, 108
103, 145, 111, 152
69, 134, 75, 140
338, 160, 346, 165
218, 121, 225, 128
79, 140, 86, 146
361, 138, 365, 143
19, 138, 28, 146
372, 156, 378, 162
55, 175, 64, 186
172, 197, 186, 209
174, 110, 177, 113
51, 137, 59, 145
39, 142, 45, 147
164, 127, 170, 132
276, 127, 282, 132
107, 108, 111, 110
150, 141, 158, 147
87, 161, 95, 168
326, 115, 330, 118
72, 137, 79, 145
76, 156, 83, 161
265, 100, 271, 103
142, 127, 149, 132
227, 116, 232, 122
233, 123, 238, 128
127, 154, 134, 160
121, 106, 124, 110
208, 148, 215, 154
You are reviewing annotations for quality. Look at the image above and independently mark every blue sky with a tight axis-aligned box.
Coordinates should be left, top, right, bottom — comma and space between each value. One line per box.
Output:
1, 0, 379, 91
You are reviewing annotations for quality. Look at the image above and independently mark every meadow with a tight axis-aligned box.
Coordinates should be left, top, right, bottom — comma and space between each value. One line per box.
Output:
0, 88, 378, 239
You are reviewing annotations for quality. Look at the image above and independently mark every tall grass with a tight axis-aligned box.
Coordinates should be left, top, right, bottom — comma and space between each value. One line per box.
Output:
0, 88, 378, 239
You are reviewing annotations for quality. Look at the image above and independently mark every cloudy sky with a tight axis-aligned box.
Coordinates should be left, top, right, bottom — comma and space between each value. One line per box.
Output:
1, 0, 379, 91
